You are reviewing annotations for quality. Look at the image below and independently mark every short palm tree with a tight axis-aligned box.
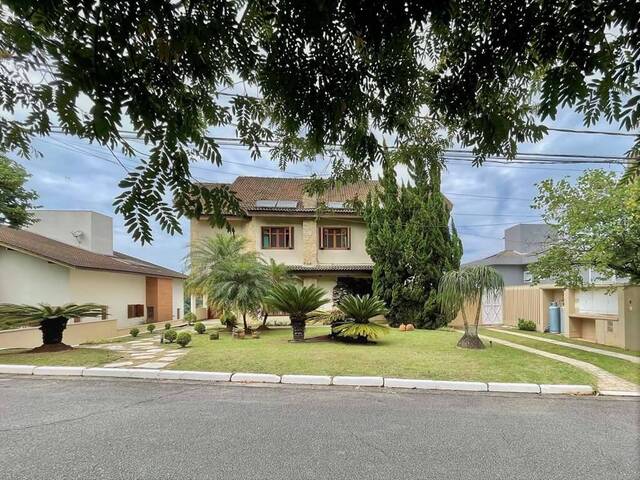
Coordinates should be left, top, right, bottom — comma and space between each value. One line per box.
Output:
264, 283, 327, 342
209, 258, 269, 331
185, 234, 255, 297
438, 265, 504, 349
333, 294, 389, 342
0, 303, 105, 351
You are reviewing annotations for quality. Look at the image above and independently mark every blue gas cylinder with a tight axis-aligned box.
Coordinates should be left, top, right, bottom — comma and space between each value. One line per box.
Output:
549, 302, 561, 333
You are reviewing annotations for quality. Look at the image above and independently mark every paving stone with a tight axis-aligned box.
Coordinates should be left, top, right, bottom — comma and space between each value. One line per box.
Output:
128, 355, 156, 360
157, 356, 180, 362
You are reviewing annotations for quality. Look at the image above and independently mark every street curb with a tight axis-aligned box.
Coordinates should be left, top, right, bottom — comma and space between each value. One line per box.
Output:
0, 364, 615, 396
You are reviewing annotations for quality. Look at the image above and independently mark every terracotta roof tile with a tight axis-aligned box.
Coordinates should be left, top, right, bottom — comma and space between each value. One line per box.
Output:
203, 176, 378, 213
0, 226, 185, 279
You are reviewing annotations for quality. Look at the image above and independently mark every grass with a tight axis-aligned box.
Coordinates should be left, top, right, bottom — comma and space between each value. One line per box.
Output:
168, 326, 595, 385
0, 347, 121, 367
480, 329, 640, 386
494, 328, 640, 356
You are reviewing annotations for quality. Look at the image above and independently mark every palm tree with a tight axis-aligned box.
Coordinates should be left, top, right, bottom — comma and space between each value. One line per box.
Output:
438, 265, 504, 349
333, 294, 389, 343
186, 234, 254, 296
209, 258, 269, 331
0, 303, 105, 351
257, 259, 295, 330
264, 283, 327, 342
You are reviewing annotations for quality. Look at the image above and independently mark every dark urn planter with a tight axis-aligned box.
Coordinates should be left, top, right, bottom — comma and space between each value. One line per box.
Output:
32, 316, 72, 352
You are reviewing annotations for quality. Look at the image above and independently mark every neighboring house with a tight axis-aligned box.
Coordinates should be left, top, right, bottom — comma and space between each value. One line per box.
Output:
189, 176, 378, 315
464, 224, 553, 286
456, 223, 639, 350
0, 210, 185, 329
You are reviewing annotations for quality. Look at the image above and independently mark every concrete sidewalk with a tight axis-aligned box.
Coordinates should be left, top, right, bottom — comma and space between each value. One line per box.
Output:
488, 328, 640, 364
479, 333, 639, 394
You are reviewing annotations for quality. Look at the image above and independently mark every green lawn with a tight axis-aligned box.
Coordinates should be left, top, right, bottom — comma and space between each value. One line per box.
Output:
169, 327, 595, 385
493, 328, 640, 357
480, 329, 640, 385
0, 348, 121, 367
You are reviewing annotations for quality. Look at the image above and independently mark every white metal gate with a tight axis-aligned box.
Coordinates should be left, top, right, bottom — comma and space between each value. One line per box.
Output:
481, 291, 503, 325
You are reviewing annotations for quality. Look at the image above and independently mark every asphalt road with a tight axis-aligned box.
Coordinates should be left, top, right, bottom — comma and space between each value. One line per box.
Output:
1, 377, 639, 480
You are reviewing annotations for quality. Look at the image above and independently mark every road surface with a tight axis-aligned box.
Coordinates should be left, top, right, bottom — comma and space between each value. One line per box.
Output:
1, 376, 638, 479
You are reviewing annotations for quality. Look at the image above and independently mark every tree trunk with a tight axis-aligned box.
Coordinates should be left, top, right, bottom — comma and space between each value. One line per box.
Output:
473, 291, 482, 335
31, 316, 72, 352
456, 332, 485, 349
242, 311, 248, 332
257, 311, 270, 331
290, 315, 306, 342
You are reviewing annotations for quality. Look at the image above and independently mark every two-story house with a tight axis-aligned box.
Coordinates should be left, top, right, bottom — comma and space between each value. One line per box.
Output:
189, 176, 378, 317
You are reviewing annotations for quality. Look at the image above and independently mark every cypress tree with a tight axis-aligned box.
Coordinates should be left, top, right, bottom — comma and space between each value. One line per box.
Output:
364, 127, 462, 328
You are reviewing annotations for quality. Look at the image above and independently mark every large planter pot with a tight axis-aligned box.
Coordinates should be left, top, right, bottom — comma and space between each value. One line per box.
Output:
40, 316, 68, 345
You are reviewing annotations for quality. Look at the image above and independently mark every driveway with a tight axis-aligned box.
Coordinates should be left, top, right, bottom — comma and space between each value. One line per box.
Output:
1, 377, 638, 480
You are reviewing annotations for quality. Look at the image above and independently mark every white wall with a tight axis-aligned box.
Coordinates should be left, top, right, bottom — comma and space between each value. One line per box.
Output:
27, 210, 113, 255
0, 248, 71, 305
172, 279, 184, 320
69, 269, 146, 328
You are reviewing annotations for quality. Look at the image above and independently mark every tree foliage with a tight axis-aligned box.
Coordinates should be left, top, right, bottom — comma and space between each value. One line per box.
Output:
1, 1, 638, 241
529, 170, 640, 287
0, 302, 104, 330
0, 154, 38, 228
363, 125, 462, 329
438, 265, 504, 349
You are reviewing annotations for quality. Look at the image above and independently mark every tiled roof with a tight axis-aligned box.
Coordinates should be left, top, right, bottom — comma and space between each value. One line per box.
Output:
286, 263, 374, 272
204, 176, 378, 215
463, 249, 540, 267
0, 226, 185, 279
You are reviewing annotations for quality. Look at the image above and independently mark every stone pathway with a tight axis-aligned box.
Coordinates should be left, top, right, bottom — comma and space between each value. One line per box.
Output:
478, 333, 640, 393
487, 328, 640, 364
87, 337, 188, 369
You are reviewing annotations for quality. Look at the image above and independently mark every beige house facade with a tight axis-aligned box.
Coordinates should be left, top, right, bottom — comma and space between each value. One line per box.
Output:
190, 176, 377, 317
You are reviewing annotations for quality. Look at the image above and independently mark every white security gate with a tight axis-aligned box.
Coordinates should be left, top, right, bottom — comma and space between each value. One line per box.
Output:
481, 291, 503, 325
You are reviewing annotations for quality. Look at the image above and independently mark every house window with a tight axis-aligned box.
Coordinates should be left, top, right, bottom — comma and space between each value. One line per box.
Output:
320, 227, 351, 249
127, 304, 144, 318
262, 226, 294, 249
523, 270, 532, 283
100, 305, 108, 320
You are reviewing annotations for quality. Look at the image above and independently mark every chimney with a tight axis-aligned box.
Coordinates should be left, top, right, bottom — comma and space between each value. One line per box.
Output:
26, 210, 114, 255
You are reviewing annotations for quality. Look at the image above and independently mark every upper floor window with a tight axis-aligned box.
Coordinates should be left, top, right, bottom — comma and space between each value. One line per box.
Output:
320, 227, 350, 249
262, 226, 294, 249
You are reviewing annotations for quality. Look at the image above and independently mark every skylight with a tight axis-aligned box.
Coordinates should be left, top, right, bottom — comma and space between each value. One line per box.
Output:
255, 200, 277, 208
255, 200, 298, 208
326, 201, 345, 209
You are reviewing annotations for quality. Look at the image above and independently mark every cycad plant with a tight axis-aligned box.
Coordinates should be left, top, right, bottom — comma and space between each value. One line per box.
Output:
264, 283, 327, 342
438, 265, 504, 349
333, 294, 389, 343
0, 303, 105, 351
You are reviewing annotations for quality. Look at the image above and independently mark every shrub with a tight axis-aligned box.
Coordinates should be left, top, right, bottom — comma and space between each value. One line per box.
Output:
129, 327, 139, 337
146, 324, 156, 333
164, 329, 177, 343
184, 312, 196, 326
194, 322, 206, 334
517, 318, 536, 331
164, 322, 172, 330
220, 311, 237, 329
176, 331, 192, 347
209, 331, 219, 340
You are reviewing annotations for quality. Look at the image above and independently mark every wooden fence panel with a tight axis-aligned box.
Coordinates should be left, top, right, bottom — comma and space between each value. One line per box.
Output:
502, 286, 542, 327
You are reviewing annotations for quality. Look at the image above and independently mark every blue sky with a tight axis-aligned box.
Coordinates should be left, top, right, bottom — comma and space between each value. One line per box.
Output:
10, 110, 633, 273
